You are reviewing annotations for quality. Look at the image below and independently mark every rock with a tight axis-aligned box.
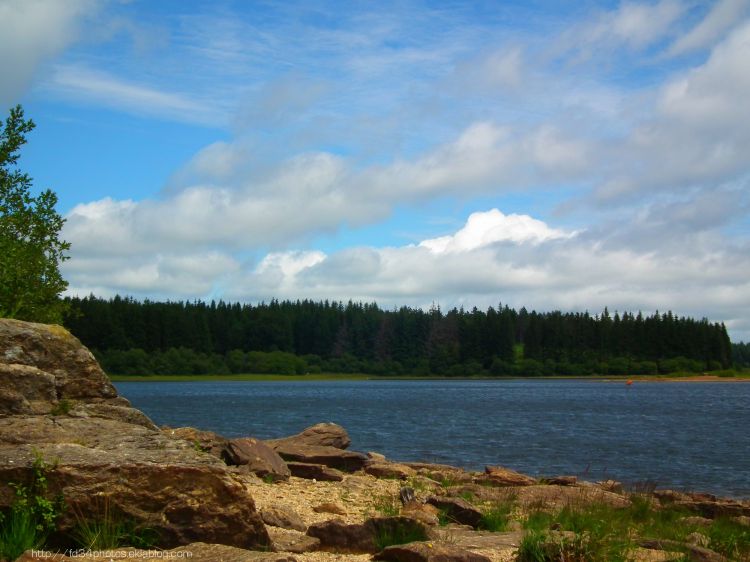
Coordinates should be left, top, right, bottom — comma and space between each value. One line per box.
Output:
686, 532, 710, 548
272, 442, 367, 472
16, 543, 298, 561
227, 437, 291, 481
373, 542, 492, 561
735, 515, 750, 527
365, 461, 416, 480
452, 484, 630, 512
428, 527, 523, 555
639, 539, 728, 562
542, 475, 577, 486
597, 479, 624, 494
286, 461, 344, 481
306, 518, 376, 553
403, 462, 475, 486
427, 496, 483, 528
402, 501, 441, 526
266, 422, 351, 449
680, 516, 713, 527
0, 319, 270, 550
165, 426, 230, 458
654, 490, 750, 518
368, 451, 387, 462
72, 401, 158, 430
261, 505, 307, 531
267, 527, 321, 553
0, 318, 117, 399
313, 502, 348, 515
400, 486, 416, 504
480, 465, 537, 487
307, 516, 428, 554
0, 363, 56, 414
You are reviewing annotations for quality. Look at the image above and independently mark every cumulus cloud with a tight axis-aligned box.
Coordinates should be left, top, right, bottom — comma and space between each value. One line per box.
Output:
419, 209, 573, 254
64, 203, 750, 340
213, 209, 750, 340
0, 0, 99, 105
593, 21, 750, 201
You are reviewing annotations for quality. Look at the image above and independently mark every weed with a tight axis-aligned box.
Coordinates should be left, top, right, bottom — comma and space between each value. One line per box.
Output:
706, 517, 750, 560
478, 501, 514, 532
50, 399, 73, 416
373, 519, 428, 550
262, 474, 276, 484
517, 530, 595, 562
458, 490, 475, 502
372, 494, 401, 517
0, 453, 65, 561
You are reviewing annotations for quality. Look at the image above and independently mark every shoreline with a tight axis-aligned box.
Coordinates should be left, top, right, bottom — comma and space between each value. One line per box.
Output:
109, 372, 750, 383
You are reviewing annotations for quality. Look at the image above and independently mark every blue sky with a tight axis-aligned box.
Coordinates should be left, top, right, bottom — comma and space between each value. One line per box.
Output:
2, 0, 750, 340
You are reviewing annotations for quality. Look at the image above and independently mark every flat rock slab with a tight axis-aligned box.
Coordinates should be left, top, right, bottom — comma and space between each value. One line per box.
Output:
287, 461, 345, 481
365, 461, 416, 480
262, 505, 307, 531
307, 516, 429, 554
273, 442, 368, 472
427, 496, 483, 528
431, 527, 524, 551
267, 422, 351, 449
374, 542, 492, 562
268, 527, 322, 554
480, 465, 537, 487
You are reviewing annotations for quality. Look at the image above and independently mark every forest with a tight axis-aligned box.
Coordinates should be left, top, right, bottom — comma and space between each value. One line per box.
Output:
62, 295, 738, 377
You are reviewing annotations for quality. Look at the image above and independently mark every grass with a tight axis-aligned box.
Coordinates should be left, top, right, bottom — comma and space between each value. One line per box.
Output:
519, 494, 750, 561
373, 519, 428, 550
70, 496, 157, 549
478, 500, 515, 532
0, 507, 43, 561
372, 494, 401, 517
50, 399, 73, 416
0, 453, 64, 561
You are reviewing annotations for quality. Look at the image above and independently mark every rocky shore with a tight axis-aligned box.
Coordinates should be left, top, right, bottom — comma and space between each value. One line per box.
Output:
1, 318, 748, 562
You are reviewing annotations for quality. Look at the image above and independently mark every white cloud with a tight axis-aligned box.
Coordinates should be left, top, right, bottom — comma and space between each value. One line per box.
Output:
0, 0, 99, 105
560, 0, 684, 59
47, 65, 222, 125
593, 21, 750, 201
419, 209, 573, 254
669, 0, 750, 56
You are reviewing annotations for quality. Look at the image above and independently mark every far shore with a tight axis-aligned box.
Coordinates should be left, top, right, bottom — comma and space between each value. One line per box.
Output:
108, 372, 750, 382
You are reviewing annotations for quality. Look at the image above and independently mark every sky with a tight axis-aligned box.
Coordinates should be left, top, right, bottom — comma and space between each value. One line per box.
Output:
2, 0, 749, 341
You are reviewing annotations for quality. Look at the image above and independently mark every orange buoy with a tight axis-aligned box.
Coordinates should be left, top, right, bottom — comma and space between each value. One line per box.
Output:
626, 379, 633, 386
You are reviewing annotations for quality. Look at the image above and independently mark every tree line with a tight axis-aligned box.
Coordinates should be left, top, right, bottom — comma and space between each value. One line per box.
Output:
62, 295, 735, 377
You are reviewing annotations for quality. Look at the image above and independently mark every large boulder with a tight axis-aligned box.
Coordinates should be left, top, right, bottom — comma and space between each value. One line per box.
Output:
0, 319, 270, 550
307, 517, 429, 554
266, 422, 351, 449
0, 318, 117, 400
226, 437, 291, 481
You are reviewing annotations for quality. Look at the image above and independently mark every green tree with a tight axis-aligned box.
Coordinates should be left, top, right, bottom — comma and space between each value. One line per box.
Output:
0, 105, 70, 323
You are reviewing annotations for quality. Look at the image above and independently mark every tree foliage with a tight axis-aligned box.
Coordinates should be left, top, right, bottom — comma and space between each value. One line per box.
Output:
0, 105, 70, 323
64, 295, 734, 376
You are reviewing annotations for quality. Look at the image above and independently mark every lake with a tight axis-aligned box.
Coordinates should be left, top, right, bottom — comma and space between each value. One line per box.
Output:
115, 379, 750, 498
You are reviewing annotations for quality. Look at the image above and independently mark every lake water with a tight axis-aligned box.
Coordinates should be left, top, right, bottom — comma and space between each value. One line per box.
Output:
115, 379, 750, 498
